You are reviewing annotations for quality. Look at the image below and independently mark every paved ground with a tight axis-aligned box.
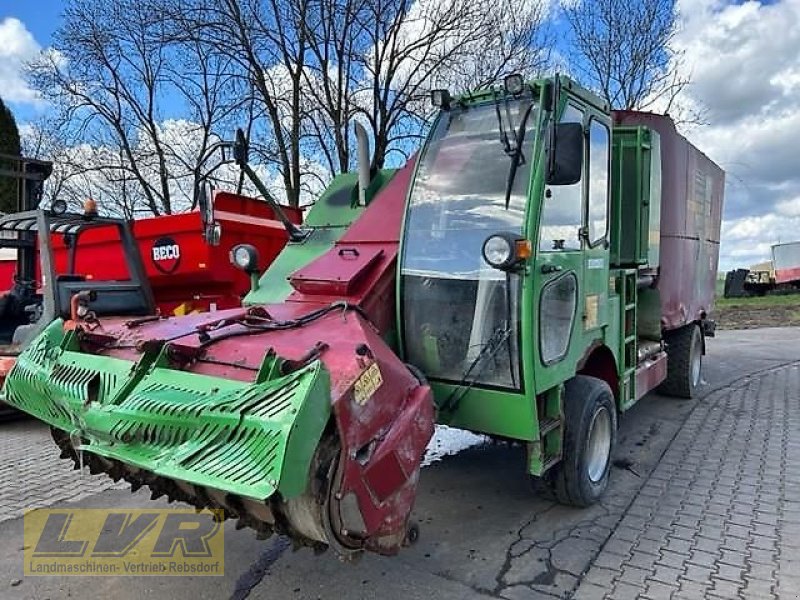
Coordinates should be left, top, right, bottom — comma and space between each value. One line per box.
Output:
0, 327, 798, 599
574, 361, 800, 600
0, 425, 126, 525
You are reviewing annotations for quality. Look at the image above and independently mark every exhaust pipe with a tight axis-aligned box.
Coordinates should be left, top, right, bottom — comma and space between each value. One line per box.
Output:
355, 122, 371, 206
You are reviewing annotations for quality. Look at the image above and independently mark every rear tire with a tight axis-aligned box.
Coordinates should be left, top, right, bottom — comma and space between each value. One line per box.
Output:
659, 324, 703, 399
539, 375, 617, 508
0, 403, 23, 422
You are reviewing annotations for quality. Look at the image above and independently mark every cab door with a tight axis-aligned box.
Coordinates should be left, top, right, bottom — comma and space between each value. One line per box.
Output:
533, 103, 586, 392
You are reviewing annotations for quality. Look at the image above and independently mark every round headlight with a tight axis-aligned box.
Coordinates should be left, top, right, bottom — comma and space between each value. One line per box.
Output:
51, 198, 68, 216
230, 243, 259, 273
233, 246, 249, 268
482, 235, 513, 269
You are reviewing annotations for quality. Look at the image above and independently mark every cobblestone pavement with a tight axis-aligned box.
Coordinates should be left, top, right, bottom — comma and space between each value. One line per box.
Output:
0, 419, 125, 524
574, 362, 800, 600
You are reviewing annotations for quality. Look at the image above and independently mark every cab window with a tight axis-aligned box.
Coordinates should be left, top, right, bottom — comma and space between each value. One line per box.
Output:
588, 118, 610, 245
539, 104, 584, 252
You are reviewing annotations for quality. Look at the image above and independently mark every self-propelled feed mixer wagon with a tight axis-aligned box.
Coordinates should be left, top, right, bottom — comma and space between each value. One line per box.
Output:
2, 75, 723, 558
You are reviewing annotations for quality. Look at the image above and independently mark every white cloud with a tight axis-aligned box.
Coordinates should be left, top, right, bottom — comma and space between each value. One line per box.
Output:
776, 197, 800, 217
669, 0, 800, 271
721, 213, 800, 268
0, 17, 42, 106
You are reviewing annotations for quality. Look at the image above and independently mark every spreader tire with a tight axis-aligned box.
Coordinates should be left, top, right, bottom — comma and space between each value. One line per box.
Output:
0, 403, 23, 422
543, 375, 617, 508
659, 323, 703, 399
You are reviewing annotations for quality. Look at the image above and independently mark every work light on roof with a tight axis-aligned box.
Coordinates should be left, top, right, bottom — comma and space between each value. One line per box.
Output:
51, 199, 67, 216
431, 89, 451, 110
504, 73, 525, 96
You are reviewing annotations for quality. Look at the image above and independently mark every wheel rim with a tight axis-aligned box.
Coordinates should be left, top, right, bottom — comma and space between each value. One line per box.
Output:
691, 336, 702, 388
586, 406, 612, 483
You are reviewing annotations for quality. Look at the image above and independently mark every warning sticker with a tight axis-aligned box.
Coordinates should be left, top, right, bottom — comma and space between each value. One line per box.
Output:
585, 295, 599, 330
354, 363, 383, 406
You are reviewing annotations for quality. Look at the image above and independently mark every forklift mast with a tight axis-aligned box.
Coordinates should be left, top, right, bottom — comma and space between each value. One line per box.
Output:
0, 153, 53, 282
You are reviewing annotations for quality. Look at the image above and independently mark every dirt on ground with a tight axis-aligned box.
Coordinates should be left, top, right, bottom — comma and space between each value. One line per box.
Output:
714, 296, 800, 330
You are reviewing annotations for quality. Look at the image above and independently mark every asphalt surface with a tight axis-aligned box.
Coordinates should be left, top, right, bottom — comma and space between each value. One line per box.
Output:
0, 327, 798, 600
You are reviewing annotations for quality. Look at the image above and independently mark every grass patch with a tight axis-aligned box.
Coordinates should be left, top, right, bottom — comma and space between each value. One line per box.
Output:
715, 294, 800, 309
714, 292, 800, 329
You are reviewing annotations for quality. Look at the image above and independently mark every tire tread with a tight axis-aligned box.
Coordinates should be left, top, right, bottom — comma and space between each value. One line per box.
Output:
543, 375, 616, 507
659, 324, 701, 399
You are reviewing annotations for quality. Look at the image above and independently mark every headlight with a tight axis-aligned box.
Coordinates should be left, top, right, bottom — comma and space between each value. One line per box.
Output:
230, 243, 260, 273
482, 232, 530, 271
483, 235, 513, 268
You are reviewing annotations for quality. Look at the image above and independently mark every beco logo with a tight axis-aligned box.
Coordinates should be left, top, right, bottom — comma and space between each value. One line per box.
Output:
24, 509, 224, 576
151, 237, 181, 274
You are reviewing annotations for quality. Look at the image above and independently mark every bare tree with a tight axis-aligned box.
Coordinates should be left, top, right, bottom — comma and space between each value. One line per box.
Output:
562, 0, 686, 112
22, 119, 149, 218
359, 0, 552, 169
161, 0, 315, 207
27, 0, 241, 216
27, 0, 552, 213
300, 0, 366, 176
169, 0, 552, 205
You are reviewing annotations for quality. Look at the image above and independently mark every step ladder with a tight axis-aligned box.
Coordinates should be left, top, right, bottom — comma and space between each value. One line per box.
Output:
619, 269, 638, 410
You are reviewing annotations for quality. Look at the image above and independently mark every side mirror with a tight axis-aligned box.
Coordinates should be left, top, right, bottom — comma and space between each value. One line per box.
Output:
233, 128, 249, 167
546, 122, 583, 186
198, 181, 220, 245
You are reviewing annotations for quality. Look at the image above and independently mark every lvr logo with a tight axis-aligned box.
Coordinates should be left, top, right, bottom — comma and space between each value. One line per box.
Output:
152, 237, 181, 274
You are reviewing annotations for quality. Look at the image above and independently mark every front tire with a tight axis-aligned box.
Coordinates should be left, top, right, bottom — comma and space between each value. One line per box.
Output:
544, 375, 617, 507
659, 323, 703, 399
0, 402, 22, 422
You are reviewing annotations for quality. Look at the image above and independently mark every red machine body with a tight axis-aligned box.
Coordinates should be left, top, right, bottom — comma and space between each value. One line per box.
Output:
68, 160, 434, 555
613, 111, 724, 331
0, 192, 302, 314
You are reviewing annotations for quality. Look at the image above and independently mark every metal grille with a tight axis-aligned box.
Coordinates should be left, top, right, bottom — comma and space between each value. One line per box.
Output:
3, 321, 329, 501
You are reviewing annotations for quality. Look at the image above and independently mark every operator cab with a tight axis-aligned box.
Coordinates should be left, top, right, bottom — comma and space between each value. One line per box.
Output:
400, 75, 597, 407
0, 246, 39, 350
400, 83, 538, 390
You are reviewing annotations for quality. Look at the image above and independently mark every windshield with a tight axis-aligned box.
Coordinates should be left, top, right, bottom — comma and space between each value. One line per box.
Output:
401, 97, 538, 390
402, 99, 537, 277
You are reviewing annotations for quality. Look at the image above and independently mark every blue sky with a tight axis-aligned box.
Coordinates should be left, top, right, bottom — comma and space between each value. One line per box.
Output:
0, 0, 62, 120
0, 0, 62, 41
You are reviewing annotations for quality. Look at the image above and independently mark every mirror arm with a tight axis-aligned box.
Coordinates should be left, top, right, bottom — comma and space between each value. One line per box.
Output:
197, 132, 307, 243
239, 162, 307, 242
200, 141, 230, 166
